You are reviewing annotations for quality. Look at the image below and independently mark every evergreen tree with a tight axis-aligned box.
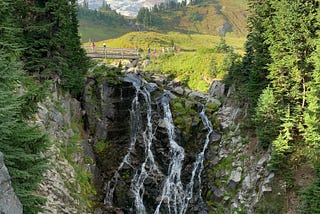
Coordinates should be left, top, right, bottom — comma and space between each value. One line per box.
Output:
0, 0, 49, 213
51, 0, 89, 96
255, 87, 280, 149
22, 0, 88, 96
224, 0, 272, 116
300, 164, 320, 213
136, 7, 153, 26
302, 4, 320, 159
264, 0, 318, 157
244, 0, 272, 112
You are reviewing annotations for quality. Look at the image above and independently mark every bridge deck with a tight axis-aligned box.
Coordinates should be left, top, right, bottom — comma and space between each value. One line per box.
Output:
84, 46, 140, 59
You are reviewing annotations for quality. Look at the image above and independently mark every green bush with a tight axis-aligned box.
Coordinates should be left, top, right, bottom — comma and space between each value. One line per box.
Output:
90, 65, 124, 85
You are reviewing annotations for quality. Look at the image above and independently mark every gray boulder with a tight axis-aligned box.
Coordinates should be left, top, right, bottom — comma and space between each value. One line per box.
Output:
0, 152, 23, 214
209, 80, 225, 98
229, 167, 243, 190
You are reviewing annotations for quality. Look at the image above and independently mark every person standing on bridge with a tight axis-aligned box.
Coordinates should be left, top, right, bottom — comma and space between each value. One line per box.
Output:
103, 42, 106, 53
90, 42, 95, 52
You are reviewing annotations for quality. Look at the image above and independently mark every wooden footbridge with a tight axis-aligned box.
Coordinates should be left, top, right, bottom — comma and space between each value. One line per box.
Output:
84, 46, 140, 60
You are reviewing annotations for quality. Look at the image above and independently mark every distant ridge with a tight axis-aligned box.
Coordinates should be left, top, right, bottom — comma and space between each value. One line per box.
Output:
78, 0, 167, 16
77, 0, 192, 17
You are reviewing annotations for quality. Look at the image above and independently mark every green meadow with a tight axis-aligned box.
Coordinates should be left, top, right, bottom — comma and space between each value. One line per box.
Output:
88, 31, 245, 92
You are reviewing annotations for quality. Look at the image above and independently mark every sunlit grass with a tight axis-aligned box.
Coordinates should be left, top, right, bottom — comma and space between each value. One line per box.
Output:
84, 31, 245, 92
88, 31, 245, 52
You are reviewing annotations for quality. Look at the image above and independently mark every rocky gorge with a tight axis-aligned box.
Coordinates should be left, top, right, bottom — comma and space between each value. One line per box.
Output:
0, 60, 274, 213
81, 60, 275, 213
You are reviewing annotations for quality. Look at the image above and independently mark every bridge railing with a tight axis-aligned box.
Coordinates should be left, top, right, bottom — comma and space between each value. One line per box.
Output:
83, 46, 139, 56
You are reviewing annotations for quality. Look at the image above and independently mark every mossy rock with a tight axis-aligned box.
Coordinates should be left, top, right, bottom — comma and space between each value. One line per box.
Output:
94, 140, 112, 155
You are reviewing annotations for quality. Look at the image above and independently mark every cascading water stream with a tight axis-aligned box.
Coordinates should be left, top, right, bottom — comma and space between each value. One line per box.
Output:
155, 95, 186, 214
104, 74, 160, 212
130, 86, 160, 214
103, 76, 142, 206
155, 95, 215, 214
181, 107, 215, 213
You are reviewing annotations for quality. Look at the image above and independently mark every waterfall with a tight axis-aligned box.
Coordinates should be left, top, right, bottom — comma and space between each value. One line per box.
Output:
104, 74, 160, 212
103, 76, 142, 206
102, 74, 218, 213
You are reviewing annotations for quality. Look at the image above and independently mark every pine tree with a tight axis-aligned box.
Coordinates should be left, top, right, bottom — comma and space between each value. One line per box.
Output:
21, 0, 88, 96
300, 164, 320, 213
224, 0, 272, 115
263, 0, 318, 161
302, 3, 320, 160
255, 87, 280, 148
50, 0, 89, 96
0, 0, 49, 213
244, 0, 272, 111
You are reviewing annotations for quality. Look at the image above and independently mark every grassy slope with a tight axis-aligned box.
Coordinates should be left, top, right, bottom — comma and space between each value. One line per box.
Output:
79, 19, 133, 43
79, 0, 248, 42
150, 0, 247, 37
89, 31, 245, 92
91, 31, 245, 50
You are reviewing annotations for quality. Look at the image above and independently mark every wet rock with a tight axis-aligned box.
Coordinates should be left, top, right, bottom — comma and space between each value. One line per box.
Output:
158, 119, 166, 128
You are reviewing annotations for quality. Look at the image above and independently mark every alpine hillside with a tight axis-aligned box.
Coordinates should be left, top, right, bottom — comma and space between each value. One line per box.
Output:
78, 0, 248, 42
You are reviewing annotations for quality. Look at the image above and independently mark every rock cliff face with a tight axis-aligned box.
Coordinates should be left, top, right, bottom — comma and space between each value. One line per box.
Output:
33, 91, 94, 213
203, 82, 273, 213
0, 152, 23, 214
